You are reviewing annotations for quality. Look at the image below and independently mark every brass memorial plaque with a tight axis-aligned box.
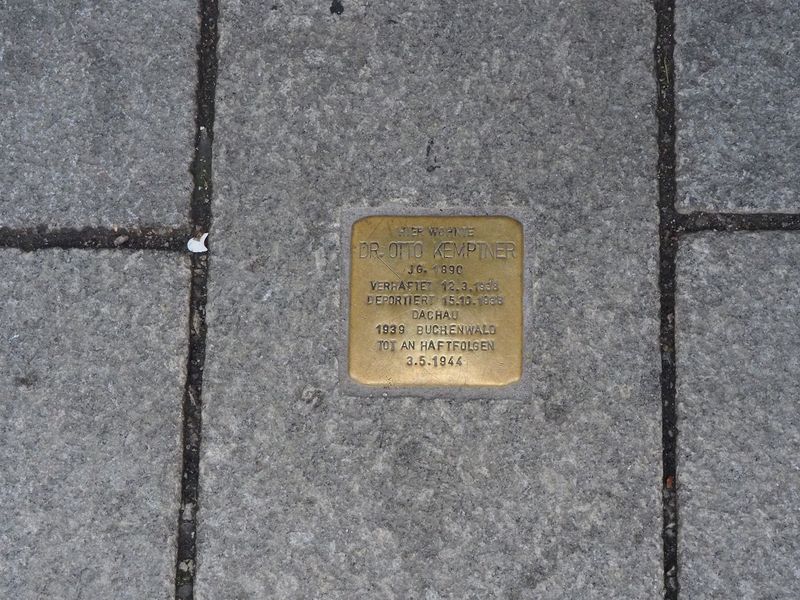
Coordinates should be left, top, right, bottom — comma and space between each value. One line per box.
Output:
348, 215, 523, 387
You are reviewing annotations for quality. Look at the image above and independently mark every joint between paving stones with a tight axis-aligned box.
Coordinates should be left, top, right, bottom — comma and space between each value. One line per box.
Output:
676, 212, 800, 233
175, 1, 218, 599
654, 0, 680, 597
190, 0, 219, 238
0, 226, 191, 252
176, 253, 209, 600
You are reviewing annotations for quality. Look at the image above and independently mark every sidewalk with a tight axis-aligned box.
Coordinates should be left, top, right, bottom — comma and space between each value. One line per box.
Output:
1, 1, 798, 599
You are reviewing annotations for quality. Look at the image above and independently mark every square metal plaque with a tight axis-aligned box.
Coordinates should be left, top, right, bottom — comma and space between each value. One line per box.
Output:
348, 215, 523, 387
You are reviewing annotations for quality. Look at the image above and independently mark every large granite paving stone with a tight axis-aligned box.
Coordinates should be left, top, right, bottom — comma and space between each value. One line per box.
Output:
677, 234, 800, 598
0, 2, 197, 227
675, 1, 800, 212
199, 1, 662, 598
0, 250, 188, 599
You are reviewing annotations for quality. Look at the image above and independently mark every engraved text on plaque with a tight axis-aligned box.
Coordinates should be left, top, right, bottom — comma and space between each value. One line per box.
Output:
348, 215, 523, 387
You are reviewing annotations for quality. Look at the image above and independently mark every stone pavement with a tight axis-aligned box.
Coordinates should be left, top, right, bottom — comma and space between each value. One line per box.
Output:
0, 1, 797, 599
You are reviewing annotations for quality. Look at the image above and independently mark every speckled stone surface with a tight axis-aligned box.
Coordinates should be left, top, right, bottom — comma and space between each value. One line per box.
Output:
675, 1, 800, 212
677, 234, 800, 598
0, 2, 196, 227
0, 250, 188, 599
198, 1, 661, 598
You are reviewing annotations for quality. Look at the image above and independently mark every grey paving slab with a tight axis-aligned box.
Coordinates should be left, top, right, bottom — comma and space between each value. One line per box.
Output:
0, 2, 197, 228
0, 250, 188, 599
677, 234, 800, 598
198, 1, 661, 598
675, 1, 800, 213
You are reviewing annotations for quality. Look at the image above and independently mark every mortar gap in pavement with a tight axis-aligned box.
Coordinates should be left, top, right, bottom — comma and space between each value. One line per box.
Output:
654, 0, 680, 597
0, 226, 191, 252
175, 0, 218, 599
677, 212, 800, 233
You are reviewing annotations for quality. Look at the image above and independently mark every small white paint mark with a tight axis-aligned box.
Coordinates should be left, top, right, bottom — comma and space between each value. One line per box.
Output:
187, 232, 208, 253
